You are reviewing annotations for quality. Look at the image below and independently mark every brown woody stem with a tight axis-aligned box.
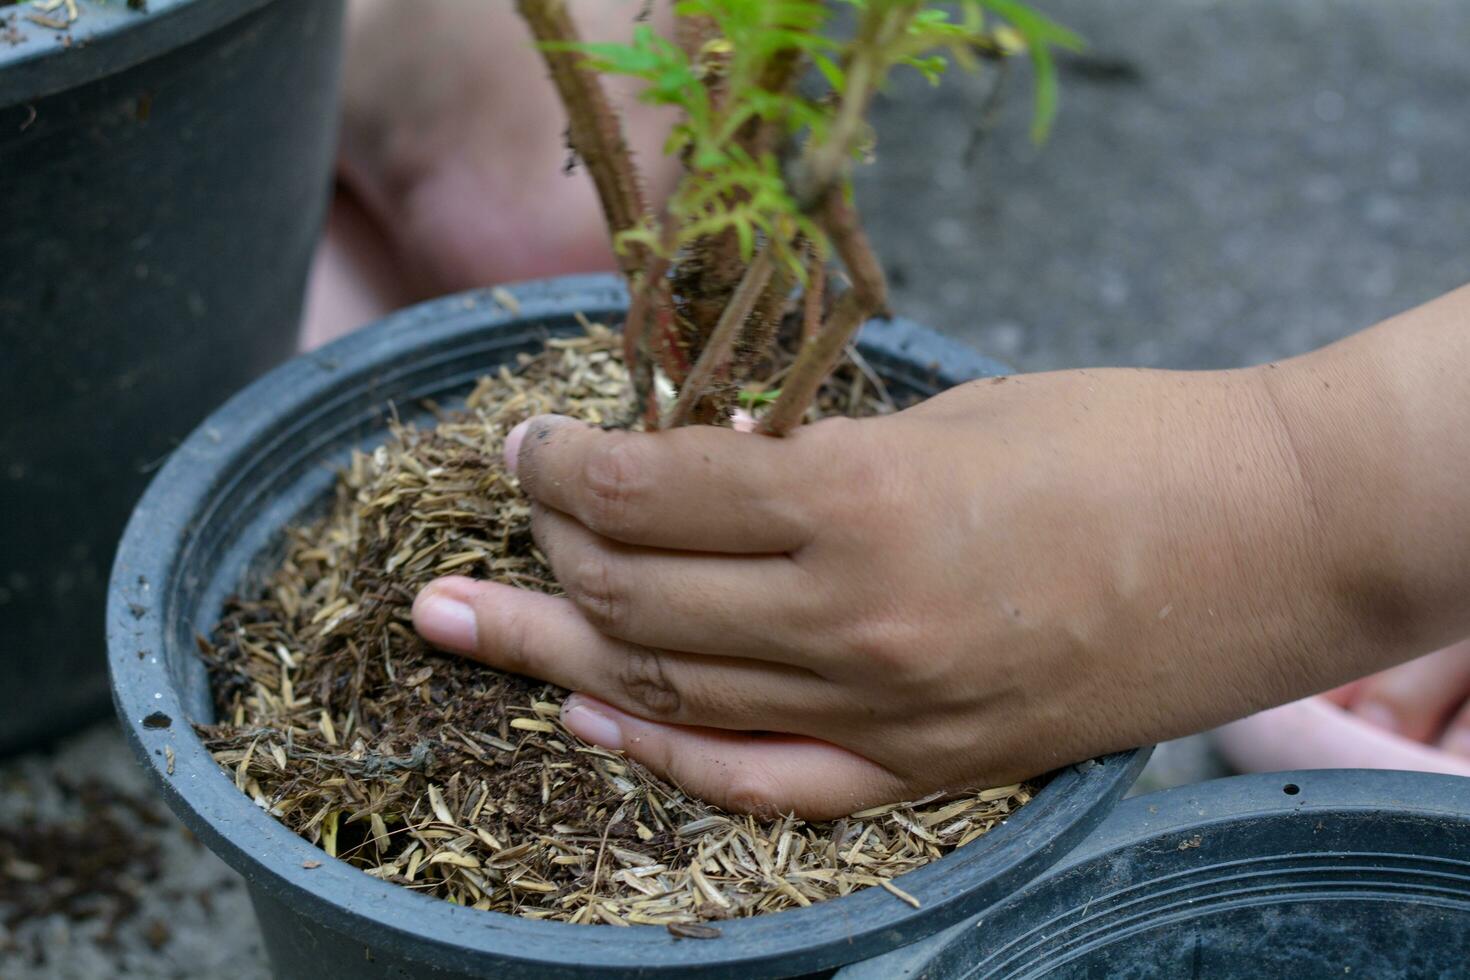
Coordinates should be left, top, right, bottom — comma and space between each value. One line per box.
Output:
820, 192, 886, 315
758, 290, 868, 435
670, 22, 802, 387
663, 245, 776, 429
622, 260, 669, 428
620, 214, 685, 429
801, 242, 827, 345
760, 192, 887, 436
732, 239, 800, 377
517, 0, 648, 276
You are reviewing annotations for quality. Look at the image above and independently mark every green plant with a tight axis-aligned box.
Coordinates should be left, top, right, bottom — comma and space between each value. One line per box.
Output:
517, 0, 1079, 431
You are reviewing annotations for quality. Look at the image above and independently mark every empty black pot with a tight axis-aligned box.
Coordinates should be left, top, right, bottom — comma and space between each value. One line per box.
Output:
108, 274, 1150, 978
837, 768, 1470, 979
0, 0, 344, 753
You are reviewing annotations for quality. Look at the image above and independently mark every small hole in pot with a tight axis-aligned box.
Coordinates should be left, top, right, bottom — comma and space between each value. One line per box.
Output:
1283, 783, 1300, 796
143, 711, 172, 729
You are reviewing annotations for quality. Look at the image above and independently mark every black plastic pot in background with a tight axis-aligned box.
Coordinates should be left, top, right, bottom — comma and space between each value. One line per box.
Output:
1, 0, 344, 753
837, 768, 1470, 979
108, 274, 1151, 978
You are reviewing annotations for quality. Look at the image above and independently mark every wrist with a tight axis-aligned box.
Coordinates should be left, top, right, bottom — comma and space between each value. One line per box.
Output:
1258, 339, 1436, 668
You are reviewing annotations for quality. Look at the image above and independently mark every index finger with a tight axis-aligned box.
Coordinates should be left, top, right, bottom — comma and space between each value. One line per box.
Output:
506, 414, 826, 552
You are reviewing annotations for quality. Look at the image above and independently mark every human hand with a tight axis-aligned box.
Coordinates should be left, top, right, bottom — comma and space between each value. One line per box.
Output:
413, 362, 1408, 819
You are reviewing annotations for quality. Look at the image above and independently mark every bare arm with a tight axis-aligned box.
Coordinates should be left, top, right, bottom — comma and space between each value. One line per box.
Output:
1268, 283, 1470, 664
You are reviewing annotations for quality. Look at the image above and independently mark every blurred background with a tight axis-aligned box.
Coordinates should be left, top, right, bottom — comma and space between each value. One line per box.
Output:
2, 0, 1467, 975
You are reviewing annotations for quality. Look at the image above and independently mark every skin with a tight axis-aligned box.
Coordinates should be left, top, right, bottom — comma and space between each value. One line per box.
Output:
1327, 640, 1470, 755
414, 286, 1470, 819
302, 0, 678, 348
310, 1, 1470, 814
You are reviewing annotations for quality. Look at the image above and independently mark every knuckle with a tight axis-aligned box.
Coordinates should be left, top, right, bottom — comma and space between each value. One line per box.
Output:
794, 418, 895, 521
486, 601, 532, 676
581, 434, 646, 536
563, 554, 628, 632
840, 612, 922, 676
617, 647, 682, 718
801, 414, 860, 446
723, 767, 785, 819
801, 416, 870, 473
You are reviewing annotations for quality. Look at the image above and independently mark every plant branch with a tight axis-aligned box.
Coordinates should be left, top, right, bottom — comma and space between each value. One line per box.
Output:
760, 191, 888, 436
732, 238, 800, 377
670, 15, 805, 394
738, 47, 804, 159
758, 290, 866, 435
800, 242, 826, 344
818, 191, 887, 315
622, 259, 669, 429
793, 2, 924, 208
517, 0, 648, 276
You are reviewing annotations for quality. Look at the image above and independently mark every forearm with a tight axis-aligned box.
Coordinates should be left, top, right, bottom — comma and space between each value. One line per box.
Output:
1272, 284, 1470, 667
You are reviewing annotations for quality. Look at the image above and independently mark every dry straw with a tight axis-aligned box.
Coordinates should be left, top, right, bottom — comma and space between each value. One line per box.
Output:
199, 324, 1032, 925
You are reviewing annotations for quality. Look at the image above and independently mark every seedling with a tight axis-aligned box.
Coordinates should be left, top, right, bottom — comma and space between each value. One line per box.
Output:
517, 0, 1079, 431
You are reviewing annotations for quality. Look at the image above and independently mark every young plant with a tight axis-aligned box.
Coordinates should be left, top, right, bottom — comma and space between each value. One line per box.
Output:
517, 0, 1079, 432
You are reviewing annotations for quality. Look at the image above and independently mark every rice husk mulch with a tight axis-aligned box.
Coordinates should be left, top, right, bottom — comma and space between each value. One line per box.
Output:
196, 321, 1033, 926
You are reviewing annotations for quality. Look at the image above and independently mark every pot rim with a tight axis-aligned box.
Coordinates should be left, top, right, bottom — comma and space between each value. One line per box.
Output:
0, 0, 276, 108
108, 273, 1147, 977
838, 768, 1470, 979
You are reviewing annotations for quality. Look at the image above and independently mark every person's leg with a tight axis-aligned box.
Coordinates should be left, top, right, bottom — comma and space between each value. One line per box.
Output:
1328, 639, 1470, 757
300, 185, 412, 351
302, 0, 677, 348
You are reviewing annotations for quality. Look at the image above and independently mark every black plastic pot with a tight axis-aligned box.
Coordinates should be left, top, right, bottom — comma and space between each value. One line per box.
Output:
837, 768, 1470, 979
0, 0, 344, 753
108, 274, 1150, 979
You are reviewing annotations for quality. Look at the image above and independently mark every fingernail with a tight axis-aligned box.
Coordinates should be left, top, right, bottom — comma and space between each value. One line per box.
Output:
1443, 729, 1470, 759
562, 697, 624, 751
504, 414, 577, 475
1355, 702, 1400, 736
413, 588, 478, 653
503, 421, 531, 474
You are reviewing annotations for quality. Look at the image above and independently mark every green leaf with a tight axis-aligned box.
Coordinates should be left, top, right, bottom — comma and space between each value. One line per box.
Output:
811, 51, 846, 92
738, 387, 782, 407
901, 53, 950, 86
972, 0, 1084, 142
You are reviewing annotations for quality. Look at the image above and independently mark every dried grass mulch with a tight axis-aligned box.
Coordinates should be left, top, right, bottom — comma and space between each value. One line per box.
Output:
197, 322, 1033, 926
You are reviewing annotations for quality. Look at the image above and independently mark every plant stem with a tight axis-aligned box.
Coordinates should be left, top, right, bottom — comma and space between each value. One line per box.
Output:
738, 47, 803, 159
759, 290, 867, 435
622, 260, 669, 428
671, 16, 805, 386
663, 245, 776, 429
620, 212, 689, 428
818, 191, 886, 316
793, 2, 923, 207
732, 238, 800, 377
516, 0, 648, 276
801, 241, 827, 345
760, 192, 887, 436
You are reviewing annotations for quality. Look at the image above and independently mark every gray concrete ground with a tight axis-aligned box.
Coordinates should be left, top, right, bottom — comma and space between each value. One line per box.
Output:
3, 0, 1466, 976
0, 725, 269, 980
860, 0, 1469, 371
